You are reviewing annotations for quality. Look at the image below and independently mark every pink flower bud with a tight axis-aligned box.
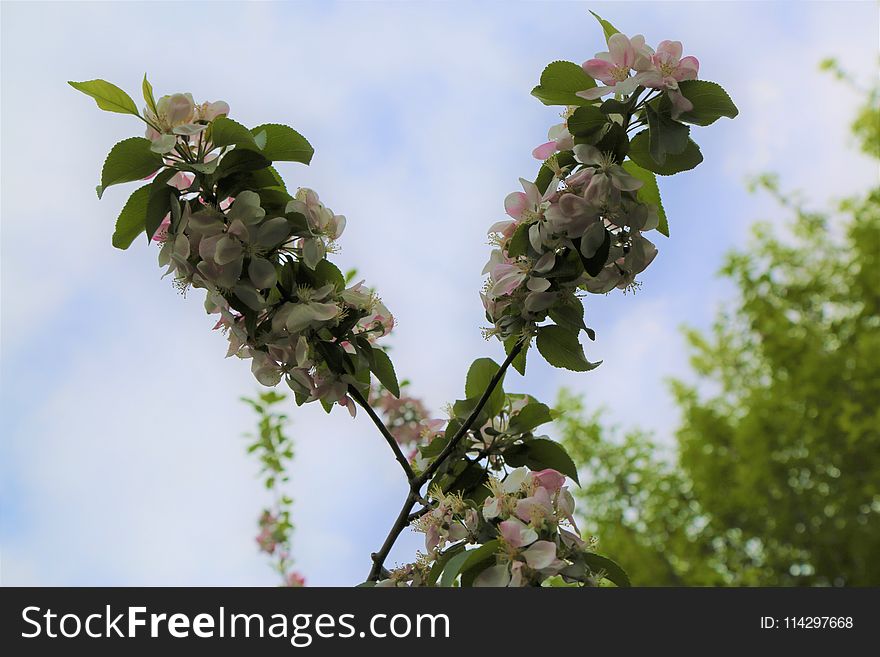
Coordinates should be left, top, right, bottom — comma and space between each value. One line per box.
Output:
531, 469, 566, 492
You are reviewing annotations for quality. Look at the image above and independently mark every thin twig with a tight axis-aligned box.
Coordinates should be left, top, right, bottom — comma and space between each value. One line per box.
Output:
365, 339, 524, 581
368, 491, 418, 581
348, 386, 416, 482
415, 341, 523, 487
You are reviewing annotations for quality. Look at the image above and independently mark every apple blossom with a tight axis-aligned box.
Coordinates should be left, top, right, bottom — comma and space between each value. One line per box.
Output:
578, 33, 653, 99
75, 11, 734, 587
642, 40, 700, 117
532, 121, 574, 160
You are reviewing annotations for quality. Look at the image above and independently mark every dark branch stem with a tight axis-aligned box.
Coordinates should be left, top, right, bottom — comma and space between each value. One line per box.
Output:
348, 386, 416, 483
415, 341, 523, 487
365, 340, 524, 581
368, 491, 418, 581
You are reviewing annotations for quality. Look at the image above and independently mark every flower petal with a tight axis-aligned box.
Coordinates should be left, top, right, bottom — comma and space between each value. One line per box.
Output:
532, 140, 558, 160
504, 191, 528, 219
522, 540, 557, 570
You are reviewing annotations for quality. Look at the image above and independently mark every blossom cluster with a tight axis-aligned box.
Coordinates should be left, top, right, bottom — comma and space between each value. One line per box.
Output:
143, 91, 231, 156
256, 510, 306, 587
482, 31, 703, 343
381, 467, 598, 587
372, 386, 445, 459
143, 94, 394, 415
484, 143, 659, 339
579, 34, 698, 115
531, 36, 698, 163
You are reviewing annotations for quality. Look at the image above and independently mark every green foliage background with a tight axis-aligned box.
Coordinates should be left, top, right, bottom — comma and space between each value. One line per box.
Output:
559, 70, 880, 586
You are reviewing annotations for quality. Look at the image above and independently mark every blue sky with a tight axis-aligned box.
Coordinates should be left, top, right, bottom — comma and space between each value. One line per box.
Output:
2, 1, 877, 586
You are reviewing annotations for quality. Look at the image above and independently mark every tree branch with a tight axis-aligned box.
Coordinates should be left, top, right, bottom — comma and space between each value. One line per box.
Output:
348, 386, 416, 483
415, 341, 523, 486
364, 339, 524, 581
368, 491, 418, 581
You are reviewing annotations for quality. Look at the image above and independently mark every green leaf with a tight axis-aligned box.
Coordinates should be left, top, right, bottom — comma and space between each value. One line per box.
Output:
214, 148, 271, 180
98, 137, 163, 198
503, 438, 580, 484
451, 397, 488, 426
534, 150, 576, 195
546, 248, 585, 281
593, 122, 629, 164
247, 123, 314, 164
622, 160, 669, 236
370, 348, 400, 398
69, 79, 139, 116
311, 258, 344, 290
504, 335, 528, 376
600, 98, 631, 116
582, 552, 631, 587
567, 104, 607, 137
426, 542, 467, 586
419, 430, 451, 459
628, 131, 703, 176
211, 116, 260, 149
506, 222, 530, 258
547, 296, 587, 333
142, 74, 157, 116
111, 184, 151, 249
444, 461, 488, 496
645, 104, 690, 164
509, 402, 554, 433
589, 10, 621, 43
536, 324, 600, 372
265, 165, 288, 192
440, 541, 500, 587
531, 61, 596, 107
465, 358, 505, 418
439, 551, 471, 588
144, 169, 177, 240
676, 80, 739, 126
577, 227, 611, 277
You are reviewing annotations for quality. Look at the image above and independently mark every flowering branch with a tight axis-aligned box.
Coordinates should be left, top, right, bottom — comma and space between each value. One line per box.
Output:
348, 385, 416, 482
366, 340, 524, 581
415, 341, 524, 488
72, 10, 736, 588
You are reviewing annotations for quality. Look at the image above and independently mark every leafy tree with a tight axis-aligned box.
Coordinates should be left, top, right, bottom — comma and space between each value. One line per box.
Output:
560, 74, 880, 586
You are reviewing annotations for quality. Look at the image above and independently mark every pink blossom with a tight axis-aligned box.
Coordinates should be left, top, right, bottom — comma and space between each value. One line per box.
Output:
522, 540, 558, 570
515, 485, 554, 524
532, 122, 575, 160
256, 527, 277, 554
579, 33, 653, 100
285, 572, 306, 587
337, 394, 357, 418
499, 518, 538, 548
532, 140, 559, 160
642, 40, 699, 117
168, 171, 195, 191
490, 262, 527, 298
645, 40, 699, 88
152, 214, 171, 242
503, 177, 555, 222
473, 563, 511, 587
556, 488, 580, 532
487, 219, 517, 240
196, 100, 230, 122
531, 469, 566, 493
523, 541, 565, 571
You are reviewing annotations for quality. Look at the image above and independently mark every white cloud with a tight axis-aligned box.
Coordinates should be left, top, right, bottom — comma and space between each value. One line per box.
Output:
2, 1, 877, 585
